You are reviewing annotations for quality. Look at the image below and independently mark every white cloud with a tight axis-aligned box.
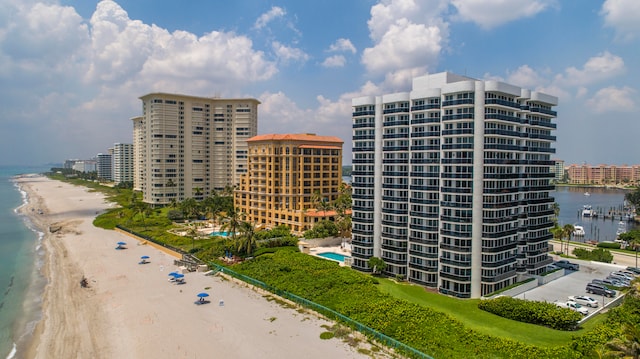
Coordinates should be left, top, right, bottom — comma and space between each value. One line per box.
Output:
254, 6, 286, 30
554, 51, 625, 87
362, 18, 444, 75
272, 41, 309, 65
451, 0, 555, 29
601, 0, 640, 41
362, 0, 449, 82
322, 55, 346, 68
505, 65, 546, 89
328, 38, 356, 54
586, 86, 636, 113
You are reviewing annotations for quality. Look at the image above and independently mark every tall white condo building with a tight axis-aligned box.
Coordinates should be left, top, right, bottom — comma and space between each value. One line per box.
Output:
351, 72, 558, 298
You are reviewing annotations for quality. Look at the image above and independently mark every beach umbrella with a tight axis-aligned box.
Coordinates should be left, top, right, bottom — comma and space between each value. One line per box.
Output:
117, 241, 126, 245
141, 255, 150, 259
174, 273, 185, 278
197, 292, 209, 298
168, 272, 179, 277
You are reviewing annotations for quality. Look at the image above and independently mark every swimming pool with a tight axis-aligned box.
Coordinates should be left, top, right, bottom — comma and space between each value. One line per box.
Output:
317, 252, 351, 262
209, 231, 231, 237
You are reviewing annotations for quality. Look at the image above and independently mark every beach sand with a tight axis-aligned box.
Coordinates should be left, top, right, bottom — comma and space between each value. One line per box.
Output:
17, 176, 390, 359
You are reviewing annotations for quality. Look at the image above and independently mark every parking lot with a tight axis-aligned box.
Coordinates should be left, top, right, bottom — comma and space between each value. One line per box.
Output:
513, 258, 627, 314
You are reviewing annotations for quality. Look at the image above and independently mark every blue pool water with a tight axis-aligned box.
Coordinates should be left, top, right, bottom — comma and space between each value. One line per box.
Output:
209, 231, 230, 237
317, 252, 350, 262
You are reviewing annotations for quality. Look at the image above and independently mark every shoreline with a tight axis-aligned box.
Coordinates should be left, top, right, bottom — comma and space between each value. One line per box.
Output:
14, 175, 384, 359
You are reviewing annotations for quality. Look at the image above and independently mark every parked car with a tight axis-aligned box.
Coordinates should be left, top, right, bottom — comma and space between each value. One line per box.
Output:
626, 267, 640, 275
619, 270, 638, 278
606, 276, 630, 287
568, 295, 599, 308
591, 279, 605, 286
611, 271, 634, 281
585, 283, 616, 297
603, 278, 626, 287
556, 301, 589, 315
555, 260, 579, 270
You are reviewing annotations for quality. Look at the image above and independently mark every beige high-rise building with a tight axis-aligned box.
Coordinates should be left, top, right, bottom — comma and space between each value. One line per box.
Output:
234, 133, 343, 234
135, 93, 259, 205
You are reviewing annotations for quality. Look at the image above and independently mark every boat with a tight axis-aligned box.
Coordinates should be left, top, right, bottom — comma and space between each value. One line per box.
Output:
573, 225, 585, 236
582, 205, 594, 217
584, 192, 590, 196
616, 221, 626, 237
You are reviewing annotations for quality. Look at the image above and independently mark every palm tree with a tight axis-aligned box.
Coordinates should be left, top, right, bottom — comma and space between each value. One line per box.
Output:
562, 224, 575, 256
629, 234, 640, 269
605, 324, 640, 359
236, 221, 257, 256
193, 187, 204, 200
552, 202, 560, 225
551, 225, 564, 255
180, 198, 200, 220
219, 207, 245, 241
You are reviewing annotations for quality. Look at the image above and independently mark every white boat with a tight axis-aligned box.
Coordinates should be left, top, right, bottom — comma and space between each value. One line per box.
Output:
584, 192, 590, 196
573, 225, 585, 236
616, 221, 626, 237
582, 205, 593, 217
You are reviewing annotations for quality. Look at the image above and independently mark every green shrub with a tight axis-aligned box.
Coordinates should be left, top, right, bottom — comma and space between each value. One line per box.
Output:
597, 242, 621, 249
167, 210, 184, 221
477, 297, 582, 331
573, 247, 614, 263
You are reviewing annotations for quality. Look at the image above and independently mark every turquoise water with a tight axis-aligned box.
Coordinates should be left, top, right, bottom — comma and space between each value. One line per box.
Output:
0, 165, 52, 359
209, 231, 230, 237
317, 252, 350, 262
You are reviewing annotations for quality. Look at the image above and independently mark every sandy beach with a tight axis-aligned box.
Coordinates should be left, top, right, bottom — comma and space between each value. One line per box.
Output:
16, 175, 389, 359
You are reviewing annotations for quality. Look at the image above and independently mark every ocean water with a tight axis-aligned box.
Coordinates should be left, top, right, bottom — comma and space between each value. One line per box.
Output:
0, 165, 52, 359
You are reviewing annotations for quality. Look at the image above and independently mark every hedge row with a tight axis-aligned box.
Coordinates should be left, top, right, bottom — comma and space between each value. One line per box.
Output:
477, 296, 582, 331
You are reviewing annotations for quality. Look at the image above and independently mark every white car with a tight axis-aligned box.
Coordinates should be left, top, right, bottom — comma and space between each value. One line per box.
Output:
556, 301, 589, 315
568, 295, 599, 308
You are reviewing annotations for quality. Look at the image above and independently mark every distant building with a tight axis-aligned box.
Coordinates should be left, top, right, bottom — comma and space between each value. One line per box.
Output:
63, 159, 79, 169
551, 159, 565, 182
234, 133, 343, 234
566, 164, 640, 185
135, 93, 259, 205
112, 143, 134, 185
352, 71, 558, 298
72, 160, 97, 173
96, 153, 113, 181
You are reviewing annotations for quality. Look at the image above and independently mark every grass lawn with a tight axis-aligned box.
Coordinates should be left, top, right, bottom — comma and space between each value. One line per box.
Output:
376, 278, 605, 347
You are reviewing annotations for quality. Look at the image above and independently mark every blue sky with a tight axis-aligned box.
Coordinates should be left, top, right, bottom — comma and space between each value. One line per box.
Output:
0, 0, 638, 166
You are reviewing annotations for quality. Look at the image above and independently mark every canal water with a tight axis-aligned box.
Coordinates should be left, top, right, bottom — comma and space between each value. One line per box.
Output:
554, 186, 637, 243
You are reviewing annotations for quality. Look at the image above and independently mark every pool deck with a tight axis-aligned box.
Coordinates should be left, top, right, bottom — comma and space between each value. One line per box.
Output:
309, 245, 352, 267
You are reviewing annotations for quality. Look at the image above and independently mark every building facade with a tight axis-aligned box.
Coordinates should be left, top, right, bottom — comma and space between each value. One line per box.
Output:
351, 72, 558, 298
135, 93, 259, 205
566, 163, 640, 185
551, 159, 565, 182
96, 153, 113, 181
234, 134, 343, 234
112, 143, 134, 185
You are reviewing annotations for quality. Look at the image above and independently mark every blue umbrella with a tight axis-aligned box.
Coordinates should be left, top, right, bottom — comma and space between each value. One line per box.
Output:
141, 255, 150, 259
117, 241, 126, 245
168, 272, 179, 277
174, 273, 185, 278
197, 292, 209, 298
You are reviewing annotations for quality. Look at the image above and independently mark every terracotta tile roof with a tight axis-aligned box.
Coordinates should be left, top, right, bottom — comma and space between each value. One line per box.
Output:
247, 133, 343, 143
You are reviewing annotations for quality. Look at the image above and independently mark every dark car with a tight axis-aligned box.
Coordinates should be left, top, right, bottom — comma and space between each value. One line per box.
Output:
555, 260, 579, 270
625, 267, 640, 275
586, 283, 616, 298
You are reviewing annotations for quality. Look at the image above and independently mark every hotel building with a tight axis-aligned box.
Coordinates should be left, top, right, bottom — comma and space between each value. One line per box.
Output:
134, 93, 259, 205
234, 134, 343, 234
96, 152, 113, 181
351, 72, 558, 298
566, 163, 640, 185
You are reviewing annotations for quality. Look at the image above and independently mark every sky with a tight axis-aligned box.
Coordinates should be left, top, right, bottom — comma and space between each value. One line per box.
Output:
0, 0, 638, 167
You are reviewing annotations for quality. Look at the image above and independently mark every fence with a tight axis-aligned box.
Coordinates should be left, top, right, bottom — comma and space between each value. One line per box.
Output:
208, 262, 433, 359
